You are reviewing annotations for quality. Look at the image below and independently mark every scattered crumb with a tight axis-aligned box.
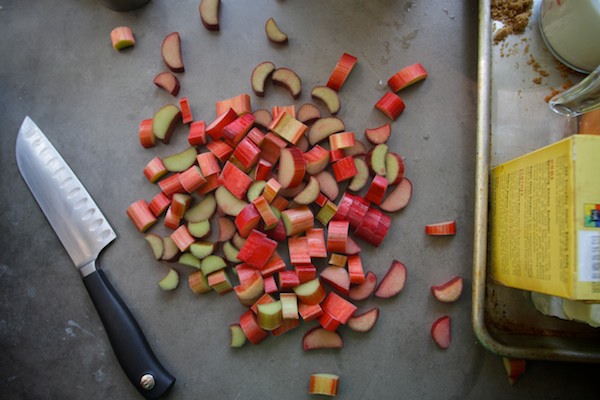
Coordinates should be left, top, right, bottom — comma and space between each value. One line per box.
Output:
491, 0, 533, 44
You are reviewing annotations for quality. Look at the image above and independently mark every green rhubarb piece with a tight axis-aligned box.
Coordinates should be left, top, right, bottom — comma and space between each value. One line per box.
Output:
187, 219, 211, 238
152, 104, 181, 143
184, 194, 217, 223
189, 241, 215, 259
215, 185, 248, 217
200, 255, 227, 276
178, 252, 202, 269
370, 143, 389, 176
189, 270, 211, 294
257, 300, 283, 331
158, 268, 180, 291
229, 324, 247, 348
144, 233, 164, 260
316, 200, 338, 225
223, 240, 240, 263
247, 180, 266, 202
162, 146, 198, 172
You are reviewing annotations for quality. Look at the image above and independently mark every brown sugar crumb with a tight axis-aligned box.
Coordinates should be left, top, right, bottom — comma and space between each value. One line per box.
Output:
491, 0, 534, 44
532, 77, 542, 85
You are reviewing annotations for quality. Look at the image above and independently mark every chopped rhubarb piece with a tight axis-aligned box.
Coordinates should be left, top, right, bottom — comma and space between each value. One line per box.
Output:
308, 374, 340, 397
179, 97, 193, 124
265, 17, 288, 45
281, 206, 314, 236
163, 207, 181, 230
229, 324, 246, 347
278, 147, 307, 188
170, 225, 195, 252
315, 200, 338, 226
215, 93, 252, 116
365, 123, 391, 145
304, 144, 330, 175
294, 264, 317, 283
329, 131, 356, 151
246, 127, 266, 146
318, 311, 342, 332
388, 63, 428, 92
188, 120, 207, 146
189, 270, 211, 294
311, 85, 341, 115
374, 260, 407, 298
262, 178, 282, 203
329, 253, 347, 268
348, 271, 377, 301
354, 206, 391, 247
148, 192, 170, 217
329, 148, 345, 162
179, 165, 207, 193
138, 118, 155, 149
375, 92, 406, 120
308, 116, 345, 146
298, 302, 324, 322
425, 220, 457, 236
206, 107, 238, 140
207, 269, 233, 294
218, 161, 252, 200
431, 276, 463, 303
297, 103, 322, 124
196, 151, 221, 177
260, 251, 286, 277
503, 358, 526, 386
314, 193, 329, 208
234, 270, 265, 307
271, 68, 302, 99
320, 266, 350, 296
153, 72, 180, 97
272, 104, 296, 120
217, 216, 236, 242
195, 174, 220, 195
321, 292, 357, 324
234, 203, 261, 237
110, 26, 135, 50
345, 236, 362, 255
126, 200, 157, 232
333, 192, 354, 221
253, 109, 272, 130
431, 316, 451, 349
272, 318, 300, 336
251, 61, 276, 97
257, 300, 283, 331
293, 277, 326, 305
345, 195, 370, 230
199, 0, 221, 31
252, 195, 279, 229
303, 326, 343, 351
152, 104, 181, 144
231, 137, 261, 171
143, 157, 167, 183
222, 113, 255, 146
254, 158, 273, 181
270, 195, 289, 213
379, 177, 413, 212
239, 309, 269, 345
263, 274, 278, 294
347, 307, 379, 332
327, 220, 349, 253
331, 156, 358, 182
280, 292, 299, 320
288, 236, 311, 265
278, 270, 300, 291
260, 132, 287, 165
161, 32, 184, 73
347, 254, 365, 285
170, 193, 192, 218
206, 139, 234, 163
237, 229, 278, 269
269, 111, 308, 145
158, 173, 185, 198
364, 175, 389, 205
327, 52, 358, 91
306, 228, 328, 258
251, 293, 276, 314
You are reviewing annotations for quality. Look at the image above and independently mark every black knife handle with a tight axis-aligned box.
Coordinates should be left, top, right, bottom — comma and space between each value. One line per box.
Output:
83, 269, 175, 399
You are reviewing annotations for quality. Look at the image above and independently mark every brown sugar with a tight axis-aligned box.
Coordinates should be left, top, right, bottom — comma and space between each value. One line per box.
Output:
491, 0, 534, 43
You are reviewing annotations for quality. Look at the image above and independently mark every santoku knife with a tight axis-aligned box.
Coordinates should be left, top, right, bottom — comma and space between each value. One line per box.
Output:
15, 116, 175, 399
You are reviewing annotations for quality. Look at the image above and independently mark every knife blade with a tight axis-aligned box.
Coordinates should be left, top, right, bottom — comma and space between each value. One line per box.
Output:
15, 116, 175, 399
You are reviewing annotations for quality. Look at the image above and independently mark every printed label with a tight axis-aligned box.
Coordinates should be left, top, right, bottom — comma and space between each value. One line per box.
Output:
578, 230, 600, 282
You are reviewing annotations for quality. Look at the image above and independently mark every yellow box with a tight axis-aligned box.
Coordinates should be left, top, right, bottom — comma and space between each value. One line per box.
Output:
490, 135, 600, 300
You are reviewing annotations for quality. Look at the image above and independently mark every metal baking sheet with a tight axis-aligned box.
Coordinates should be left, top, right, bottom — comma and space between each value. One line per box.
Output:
473, 0, 600, 363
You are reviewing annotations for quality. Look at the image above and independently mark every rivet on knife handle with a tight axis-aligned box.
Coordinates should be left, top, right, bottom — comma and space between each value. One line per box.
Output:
83, 267, 175, 399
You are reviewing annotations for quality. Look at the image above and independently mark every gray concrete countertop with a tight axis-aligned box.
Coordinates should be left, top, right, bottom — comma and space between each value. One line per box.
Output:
1, 1, 599, 399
